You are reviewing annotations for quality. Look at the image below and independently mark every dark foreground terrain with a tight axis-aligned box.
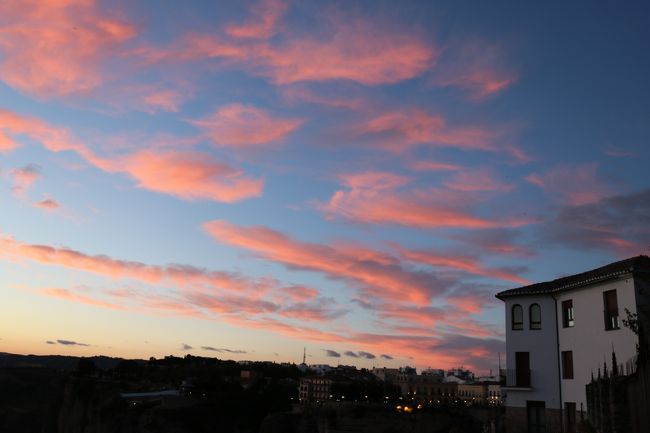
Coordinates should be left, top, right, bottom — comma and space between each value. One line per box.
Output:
0, 353, 495, 433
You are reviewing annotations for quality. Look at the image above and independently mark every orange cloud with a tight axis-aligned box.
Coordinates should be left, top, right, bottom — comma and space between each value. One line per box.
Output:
191, 104, 302, 147
119, 150, 263, 202
0, 109, 261, 203
0, 0, 137, 97
0, 130, 18, 152
398, 248, 529, 285
280, 285, 320, 302
204, 219, 445, 305
43, 287, 123, 310
4, 232, 346, 326
356, 109, 495, 152
225, 0, 288, 40
321, 171, 519, 229
0, 109, 109, 169
0, 232, 268, 295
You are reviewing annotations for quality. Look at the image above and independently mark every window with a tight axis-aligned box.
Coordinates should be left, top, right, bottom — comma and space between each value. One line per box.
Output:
512, 304, 523, 330
562, 300, 574, 328
530, 304, 542, 330
515, 352, 531, 387
603, 290, 619, 330
562, 351, 574, 379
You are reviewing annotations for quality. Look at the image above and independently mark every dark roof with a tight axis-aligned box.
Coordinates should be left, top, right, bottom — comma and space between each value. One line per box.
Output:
496, 255, 650, 300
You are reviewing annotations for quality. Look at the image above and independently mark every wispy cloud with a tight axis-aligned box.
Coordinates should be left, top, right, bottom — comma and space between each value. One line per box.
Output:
0, 109, 262, 203
190, 104, 302, 148
8, 164, 41, 196
539, 187, 650, 255
0, 0, 136, 97
526, 163, 610, 206
225, 0, 288, 40
430, 41, 516, 99
203, 219, 448, 305
320, 171, 527, 229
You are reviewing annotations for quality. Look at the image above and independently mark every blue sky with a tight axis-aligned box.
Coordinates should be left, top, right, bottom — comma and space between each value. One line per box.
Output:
0, 0, 648, 372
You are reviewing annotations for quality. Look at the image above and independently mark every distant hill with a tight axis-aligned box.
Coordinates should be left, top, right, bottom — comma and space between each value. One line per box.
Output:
0, 352, 140, 370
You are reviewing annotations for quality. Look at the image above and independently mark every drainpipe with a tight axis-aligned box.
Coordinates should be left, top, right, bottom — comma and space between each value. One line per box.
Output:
553, 295, 565, 433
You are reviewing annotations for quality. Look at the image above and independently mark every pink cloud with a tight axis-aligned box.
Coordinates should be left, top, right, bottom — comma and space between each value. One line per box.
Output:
408, 160, 463, 172
280, 85, 365, 110
43, 287, 123, 310
0, 232, 270, 295
355, 109, 495, 153
0, 0, 137, 97
0, 109, 109, 169
225, 0, 288, 40
321, 171, 523, 229
141, 10, 435, 87
142, 89, 184, 112
443, 169, 512, 192
0, 109, 261, 203
8, 164, 41, 195
449, 229, 534, 258
34, 198, 61, 211
190, 104, 302, 147
254, 17, 435, 85
280, 285, 320, 302
526, 162, 610, 205
0, 130, 18, 152
397, 247, 529, 285
118, 150, 263, 202
431, 42, 517, 99
45, 283, 503, 369
4, 232, 346, 326
204, 219, 444, 305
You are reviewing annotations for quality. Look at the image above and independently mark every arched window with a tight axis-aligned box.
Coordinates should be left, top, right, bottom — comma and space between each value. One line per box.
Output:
530, 304, 542, 330
512, 304, 523, 330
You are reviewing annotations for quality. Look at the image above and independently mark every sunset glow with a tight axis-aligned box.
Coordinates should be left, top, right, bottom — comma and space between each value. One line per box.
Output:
1, 0, 649, 373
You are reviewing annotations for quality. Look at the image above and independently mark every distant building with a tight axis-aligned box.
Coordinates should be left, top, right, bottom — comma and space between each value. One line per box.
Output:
396, 373, 457, 402
371, 367, 399, 382
496, 256, 650, 433
311, 364, 332, 376
299, 377, 332, 404
457, 383, 487, 405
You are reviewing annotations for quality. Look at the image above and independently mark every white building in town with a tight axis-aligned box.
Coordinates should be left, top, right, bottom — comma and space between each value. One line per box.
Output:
496, 256, 650, 433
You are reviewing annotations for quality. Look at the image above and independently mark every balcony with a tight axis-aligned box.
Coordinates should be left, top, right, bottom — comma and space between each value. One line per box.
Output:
503, 369, 532, 390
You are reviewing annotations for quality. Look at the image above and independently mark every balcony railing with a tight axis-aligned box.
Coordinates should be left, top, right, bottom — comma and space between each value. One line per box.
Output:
504, 368, 532, 388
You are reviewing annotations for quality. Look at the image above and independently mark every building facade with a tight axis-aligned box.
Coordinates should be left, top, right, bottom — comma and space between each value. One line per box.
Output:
496, 256, 650, 433
298, 377, 332, 404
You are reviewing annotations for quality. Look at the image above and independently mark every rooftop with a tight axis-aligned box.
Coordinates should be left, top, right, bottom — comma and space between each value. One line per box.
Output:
496, 255, 650, 300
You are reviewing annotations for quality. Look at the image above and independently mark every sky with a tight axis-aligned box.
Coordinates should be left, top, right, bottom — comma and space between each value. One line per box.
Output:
0, 0, 649, 373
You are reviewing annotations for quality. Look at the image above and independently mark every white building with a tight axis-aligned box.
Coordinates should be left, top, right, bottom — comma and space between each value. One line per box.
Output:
496, 256, 650, 433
